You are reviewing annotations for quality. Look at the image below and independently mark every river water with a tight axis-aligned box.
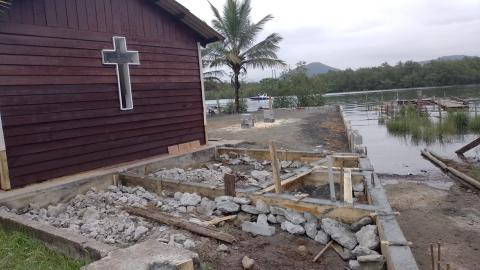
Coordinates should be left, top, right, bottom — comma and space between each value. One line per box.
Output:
206, 85, 480, 175
325, 85, 480, 175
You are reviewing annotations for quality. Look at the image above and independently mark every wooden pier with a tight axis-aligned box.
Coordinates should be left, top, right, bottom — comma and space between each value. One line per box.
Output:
395, 97, 469, 110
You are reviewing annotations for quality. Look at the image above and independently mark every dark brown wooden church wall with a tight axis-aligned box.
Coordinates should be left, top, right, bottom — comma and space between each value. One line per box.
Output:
0, 0, 206, 187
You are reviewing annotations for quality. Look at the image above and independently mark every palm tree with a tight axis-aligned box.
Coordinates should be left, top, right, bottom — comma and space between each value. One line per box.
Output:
208, 0, 285, 113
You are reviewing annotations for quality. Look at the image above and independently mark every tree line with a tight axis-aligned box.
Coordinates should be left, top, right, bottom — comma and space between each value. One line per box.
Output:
205, 57, 480, 100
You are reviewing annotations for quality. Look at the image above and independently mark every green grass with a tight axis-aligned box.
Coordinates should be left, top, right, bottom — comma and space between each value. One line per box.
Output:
0, 227, 85, 270
385, 106, 478, 144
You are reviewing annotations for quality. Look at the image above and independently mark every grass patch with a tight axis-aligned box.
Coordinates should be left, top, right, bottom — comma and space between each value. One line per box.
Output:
385, 106, 476, 144
0, 227, 85, 270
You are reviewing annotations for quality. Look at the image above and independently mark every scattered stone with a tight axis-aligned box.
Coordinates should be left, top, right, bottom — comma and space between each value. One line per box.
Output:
241, 221, 276, 236
47, 204, 62, 218
314, 230, 330, 244
233, 197, 251, 205
257, 214, 268, 226
251, 170, 271, 181
183, 239, 196, 249
267, 214, 277, 224
276, 215, 287, 223
255, 200, 270, 214
355, 225, 380, 250
352, 246, 380, 257
241, 205, 259, 215
321, 218, 358, 250
216, 201, 240, 213
285, 210, 306, 225
353, 183, 365, 192
270, 206, 287, 216
217, 244, 229, 252
133, 226, 148, 241
281, 221, 305, 235
197, 198, 216, 216
242, 256, 255, 270
215, 196, 234, 203
304, 212, 318, 223
349, 260, 361, 270
179, 193, 201, 206
350, 216, 373, 232
357, 254, 385, 270
177, 206, 187, 213
296, 245, 308, 257
174, 192, 183, 200
186, 206, 196, 213
304, 222, 318, 239
156, 201, 163, 208
331, 242, 355, 260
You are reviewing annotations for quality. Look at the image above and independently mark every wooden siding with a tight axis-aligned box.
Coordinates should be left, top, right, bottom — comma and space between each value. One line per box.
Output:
0, 0, 206, 187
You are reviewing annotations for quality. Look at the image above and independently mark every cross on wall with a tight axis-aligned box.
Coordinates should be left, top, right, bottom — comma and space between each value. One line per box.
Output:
102, 36, 140, 110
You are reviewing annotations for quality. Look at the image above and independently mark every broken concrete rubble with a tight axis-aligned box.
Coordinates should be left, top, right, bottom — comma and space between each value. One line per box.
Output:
321, 218, 358, 250
281, 221, 305, 235
355, 225, 380, 250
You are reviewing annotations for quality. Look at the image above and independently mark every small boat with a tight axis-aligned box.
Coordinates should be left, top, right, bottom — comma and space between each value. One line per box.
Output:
250, 94, 270, 100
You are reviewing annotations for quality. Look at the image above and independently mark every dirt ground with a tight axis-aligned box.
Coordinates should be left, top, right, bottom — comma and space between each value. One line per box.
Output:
207, 107, 349, 152
194, 224, 346, 270
207, 106, 480, 269
382, 174, 480, 270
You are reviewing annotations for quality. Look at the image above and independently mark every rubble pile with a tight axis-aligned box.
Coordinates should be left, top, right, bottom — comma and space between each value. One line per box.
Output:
150, 153, 307, 188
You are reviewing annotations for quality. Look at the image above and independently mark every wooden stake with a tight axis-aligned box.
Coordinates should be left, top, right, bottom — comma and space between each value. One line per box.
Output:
312, 240, 333, 262
343, 168, 353, 204
126, 207, 236, 243
224, 173, 236, 196
430, 243, 435, 270
339, 160, 344, 201
269, 141, 282, 194
327, 156, 336, 201
437, 242, 441, 262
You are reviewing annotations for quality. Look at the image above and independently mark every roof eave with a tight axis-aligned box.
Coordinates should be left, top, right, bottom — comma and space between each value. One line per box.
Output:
152, 0, 224, 45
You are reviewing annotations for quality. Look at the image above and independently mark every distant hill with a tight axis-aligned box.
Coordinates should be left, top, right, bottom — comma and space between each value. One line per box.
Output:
305, 62, 339, 76
419, 55, 475, 64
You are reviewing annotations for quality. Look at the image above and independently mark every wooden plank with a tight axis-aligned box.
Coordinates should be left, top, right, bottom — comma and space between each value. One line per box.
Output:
126, 207, 236, 243
343, 168, 353, 204
207, 215, 237, 226
0, 151, 11, 190
455, 137, 480, 155
269, 141, 282, 194
224, 174, 236, 196
259, 167, 315, 194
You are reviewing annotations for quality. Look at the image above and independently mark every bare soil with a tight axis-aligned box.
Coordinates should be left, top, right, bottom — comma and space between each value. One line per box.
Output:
207, 107, 349, 152
382, 174, 480, 270
194, 223, 346, 270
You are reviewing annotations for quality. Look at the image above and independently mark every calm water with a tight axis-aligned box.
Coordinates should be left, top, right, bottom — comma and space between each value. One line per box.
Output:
206, 85, 480, 175
325, 85, 480, 175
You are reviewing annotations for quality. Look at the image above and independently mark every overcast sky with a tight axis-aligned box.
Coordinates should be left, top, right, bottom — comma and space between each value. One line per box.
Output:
178, 0, 480, 81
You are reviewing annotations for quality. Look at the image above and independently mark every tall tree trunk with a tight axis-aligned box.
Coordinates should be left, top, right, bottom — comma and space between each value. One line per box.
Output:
234, 72, 240, 113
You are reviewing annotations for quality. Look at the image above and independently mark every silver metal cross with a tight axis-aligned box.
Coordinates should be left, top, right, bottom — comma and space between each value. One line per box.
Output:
102, 36, 140, 110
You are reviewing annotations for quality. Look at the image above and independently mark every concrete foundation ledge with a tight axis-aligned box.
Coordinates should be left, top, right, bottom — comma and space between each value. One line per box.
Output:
82, 240, 200, 270
0, 210, 116, 262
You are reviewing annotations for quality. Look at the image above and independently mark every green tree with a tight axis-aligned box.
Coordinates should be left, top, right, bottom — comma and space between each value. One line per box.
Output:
207, 0, 285, 113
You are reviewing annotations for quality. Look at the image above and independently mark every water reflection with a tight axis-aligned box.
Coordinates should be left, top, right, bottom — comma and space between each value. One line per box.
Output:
325, 85, 480, 175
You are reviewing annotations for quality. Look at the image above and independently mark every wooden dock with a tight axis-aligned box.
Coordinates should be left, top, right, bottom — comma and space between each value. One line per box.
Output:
432, 98, 469, 110
395, 97, 469, 110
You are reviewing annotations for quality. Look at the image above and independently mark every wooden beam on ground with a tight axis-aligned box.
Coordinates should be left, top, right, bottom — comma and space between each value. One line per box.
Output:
223, 174, 236, 196
126, 207, 236, 244
455, 137, 480, 155
421, 149, 480, 190
312, 240, 333, 262
207, 215, 237, 226
269, 141, 282, 194
343, 168, 353, 204
259, 167, 315, 194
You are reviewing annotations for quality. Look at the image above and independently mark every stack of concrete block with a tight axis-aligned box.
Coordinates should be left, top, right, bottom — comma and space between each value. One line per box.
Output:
263, 110, 275, 123
241, 114, 255, 129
